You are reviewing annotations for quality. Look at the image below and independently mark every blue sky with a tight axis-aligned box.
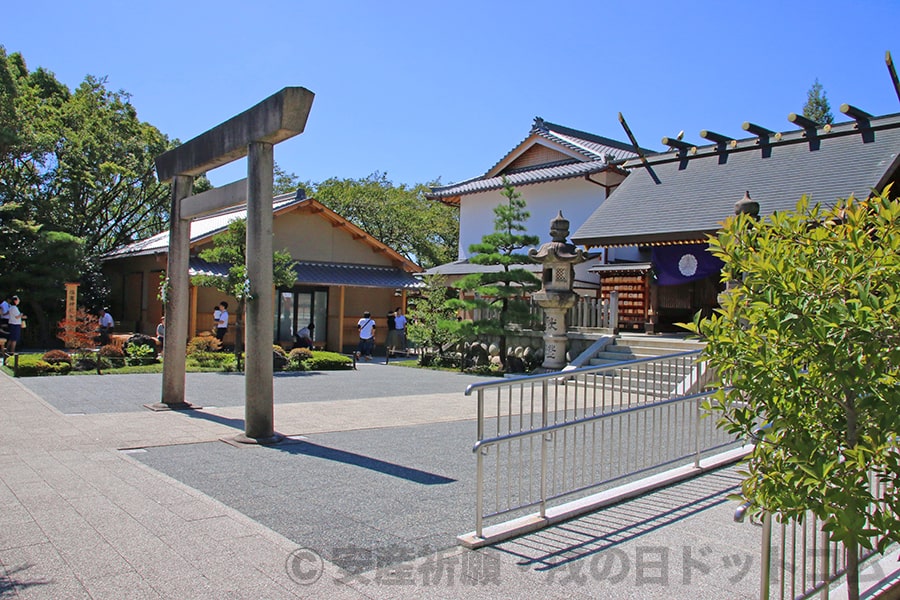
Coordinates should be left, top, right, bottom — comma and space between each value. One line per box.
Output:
4, 0, 899, 188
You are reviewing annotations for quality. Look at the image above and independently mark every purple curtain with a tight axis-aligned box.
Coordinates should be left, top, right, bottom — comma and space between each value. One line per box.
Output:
651, 244, 723, 286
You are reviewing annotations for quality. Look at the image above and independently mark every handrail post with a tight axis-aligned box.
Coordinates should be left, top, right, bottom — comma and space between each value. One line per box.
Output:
475, 388, 485, 538
760, 512, 772, 600
539, 379, 549, 519
694, 395, 702, 468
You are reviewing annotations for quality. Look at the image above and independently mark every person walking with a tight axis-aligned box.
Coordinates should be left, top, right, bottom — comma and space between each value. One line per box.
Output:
5, 296, 26, 355
356, 311, 376, 361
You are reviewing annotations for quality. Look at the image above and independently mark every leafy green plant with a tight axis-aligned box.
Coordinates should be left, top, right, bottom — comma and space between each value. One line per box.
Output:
125, 342, 156, 366
683, 187, 900, 599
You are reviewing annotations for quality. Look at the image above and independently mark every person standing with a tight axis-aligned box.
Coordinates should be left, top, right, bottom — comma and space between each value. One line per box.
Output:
356, 311, 376, 361
215, 302, 229, 342
394, 307, 407, 351
0, 295, 10, 340
156, 316, 165, 349
98, 307, 114, 346
385, 310, 397, 352
6, 296, 25, 355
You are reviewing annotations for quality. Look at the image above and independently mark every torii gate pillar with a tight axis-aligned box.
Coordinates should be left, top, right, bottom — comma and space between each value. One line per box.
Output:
150, 87, 314, 445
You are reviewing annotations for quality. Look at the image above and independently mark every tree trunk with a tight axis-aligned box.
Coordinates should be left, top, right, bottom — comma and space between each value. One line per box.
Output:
846, 538, 860, 600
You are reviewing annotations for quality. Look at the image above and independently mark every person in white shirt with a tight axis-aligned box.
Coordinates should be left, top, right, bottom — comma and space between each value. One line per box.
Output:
215, 302, 229, 343
356, 311, 376, 360
393, 307, 407, 351
6, 296, 25, 354
98, 307, 114, 346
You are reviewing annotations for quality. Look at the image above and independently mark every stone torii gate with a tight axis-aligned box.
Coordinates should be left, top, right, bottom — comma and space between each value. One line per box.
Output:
151, 87, 315, 444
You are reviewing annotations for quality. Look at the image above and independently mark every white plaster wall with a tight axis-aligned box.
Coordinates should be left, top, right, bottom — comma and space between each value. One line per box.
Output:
458, 178, 607, 259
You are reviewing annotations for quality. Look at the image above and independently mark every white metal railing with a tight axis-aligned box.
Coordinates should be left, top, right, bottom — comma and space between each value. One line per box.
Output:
753, 469, 889, 600
464, 351, 737, 539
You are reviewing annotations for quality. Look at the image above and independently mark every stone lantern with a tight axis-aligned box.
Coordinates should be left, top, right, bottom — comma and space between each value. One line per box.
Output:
528, 211, 586, 370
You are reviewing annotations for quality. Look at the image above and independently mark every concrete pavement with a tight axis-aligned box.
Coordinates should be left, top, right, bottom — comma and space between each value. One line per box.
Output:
0, 362, 807, 599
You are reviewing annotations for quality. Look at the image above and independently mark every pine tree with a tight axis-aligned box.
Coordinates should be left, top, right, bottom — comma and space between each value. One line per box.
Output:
802, 78, 834, 125
449, 179, 540, 369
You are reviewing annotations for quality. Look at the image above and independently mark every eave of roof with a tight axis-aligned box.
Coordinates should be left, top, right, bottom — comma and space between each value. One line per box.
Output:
427, 159, 615, 204
189, 258, 424, 289
572, 111, 900, 249
104, 191, 421, 273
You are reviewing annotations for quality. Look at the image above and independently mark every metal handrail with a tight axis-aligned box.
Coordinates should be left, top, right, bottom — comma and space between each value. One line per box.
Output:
464, 348, 704, 397
472, 389, 716, 453
464, 350, 738, 540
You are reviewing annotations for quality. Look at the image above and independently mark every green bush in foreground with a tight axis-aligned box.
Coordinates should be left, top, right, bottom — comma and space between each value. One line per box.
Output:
301, 351, 354, 371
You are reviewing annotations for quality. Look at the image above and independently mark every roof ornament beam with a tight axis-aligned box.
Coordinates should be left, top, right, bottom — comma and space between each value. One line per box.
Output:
787, 112, 820, 130
617, 112, 661, 184
699, 130, 733, 144
886, 51, 900, 104
661, 136, 693, 152
840, 103, 873, 123
742, 122, 774, 138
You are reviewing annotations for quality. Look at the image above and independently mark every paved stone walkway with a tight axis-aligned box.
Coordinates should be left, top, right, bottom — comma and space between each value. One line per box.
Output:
2, 363, 889, 599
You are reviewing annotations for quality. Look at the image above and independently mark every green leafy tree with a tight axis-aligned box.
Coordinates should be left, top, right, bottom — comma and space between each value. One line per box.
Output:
685, 187, 900, 599
802, 78, 834, 125
191, 218, 297, 358
310, 172, 458, 269
1, 47, 173, 334
406, 274, 460, 355
449, 179, 540, 368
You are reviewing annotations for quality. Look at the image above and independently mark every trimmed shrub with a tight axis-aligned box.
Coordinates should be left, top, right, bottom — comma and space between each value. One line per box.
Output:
285, 347, 313, 371
98, 344, 124, 358
186, 351, 235, 370
187, 335, 221, 355
5, 354, 71, 376
303, 351, 354, 371
41, 349, 73, 365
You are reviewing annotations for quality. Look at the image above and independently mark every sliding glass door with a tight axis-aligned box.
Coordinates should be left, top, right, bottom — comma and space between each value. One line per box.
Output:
276, 288, 327, 345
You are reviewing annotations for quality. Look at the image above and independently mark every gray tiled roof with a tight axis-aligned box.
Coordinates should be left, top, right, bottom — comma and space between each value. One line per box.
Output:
427, 118, 640, 200
427, 160, 612, 199
189, 258, 423, 289
572, 113, 900, 247
422, 259, 541, 277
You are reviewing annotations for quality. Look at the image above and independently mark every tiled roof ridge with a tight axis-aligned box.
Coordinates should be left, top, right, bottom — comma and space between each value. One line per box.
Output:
535, 117, 647, 156
627, 111, 900, 169
426, 159, 610, 198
